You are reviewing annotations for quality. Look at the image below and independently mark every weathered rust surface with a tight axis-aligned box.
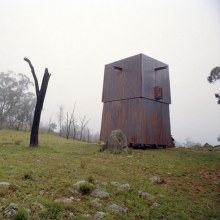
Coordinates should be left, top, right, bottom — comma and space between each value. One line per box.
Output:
100, 54, 172, 146
100, 98, 171, 146
102, 54, 142, 102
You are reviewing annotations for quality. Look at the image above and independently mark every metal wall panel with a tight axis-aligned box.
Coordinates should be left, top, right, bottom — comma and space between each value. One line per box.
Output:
102, 54, 142, 102
100, 98, 171, 146
141, 55, 171, 104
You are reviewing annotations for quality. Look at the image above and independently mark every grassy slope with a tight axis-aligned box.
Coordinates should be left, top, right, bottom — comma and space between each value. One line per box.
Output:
0, 129, 219, 219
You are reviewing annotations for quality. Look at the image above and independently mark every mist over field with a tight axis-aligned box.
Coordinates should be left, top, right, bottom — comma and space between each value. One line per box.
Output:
0, 0, 220, 145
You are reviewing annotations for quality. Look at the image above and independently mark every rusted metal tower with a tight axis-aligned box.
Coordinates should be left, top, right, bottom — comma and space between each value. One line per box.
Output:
100, 54, 172, 146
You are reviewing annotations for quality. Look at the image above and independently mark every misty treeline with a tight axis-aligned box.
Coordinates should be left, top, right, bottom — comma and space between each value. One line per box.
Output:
0, 71, 99, 142
0, 71, 35, 130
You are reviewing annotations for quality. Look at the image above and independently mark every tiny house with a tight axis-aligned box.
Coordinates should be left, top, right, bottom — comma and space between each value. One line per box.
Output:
100, 54, 172, 147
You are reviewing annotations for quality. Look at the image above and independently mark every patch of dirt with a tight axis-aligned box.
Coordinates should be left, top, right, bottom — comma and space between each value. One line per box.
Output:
203, 169, 220, 182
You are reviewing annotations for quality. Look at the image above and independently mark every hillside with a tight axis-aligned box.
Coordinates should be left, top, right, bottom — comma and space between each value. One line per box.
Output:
0, 130, 219, 219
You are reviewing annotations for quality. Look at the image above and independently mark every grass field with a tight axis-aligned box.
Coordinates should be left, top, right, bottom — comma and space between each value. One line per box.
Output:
0, 129, 220, 219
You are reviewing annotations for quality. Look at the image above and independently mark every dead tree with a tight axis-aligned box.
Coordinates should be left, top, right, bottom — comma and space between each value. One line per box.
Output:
79, 115, 90, 141
24, 57, 51, 146
57, 105, 64, 136
66, 104, 77, 140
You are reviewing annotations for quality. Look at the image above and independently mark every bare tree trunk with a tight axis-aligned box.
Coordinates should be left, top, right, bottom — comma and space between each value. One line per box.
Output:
57, 105, 64, 137
24, 57, 51, 147
79, 115, 90, 141
66, 105, 77, 140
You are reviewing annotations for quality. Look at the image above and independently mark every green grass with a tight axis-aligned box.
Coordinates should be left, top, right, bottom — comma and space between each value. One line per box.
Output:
0, 129, 220, 219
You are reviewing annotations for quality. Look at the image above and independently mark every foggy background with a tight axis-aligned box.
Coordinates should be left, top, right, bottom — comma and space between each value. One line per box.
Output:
0, 0, 219, 145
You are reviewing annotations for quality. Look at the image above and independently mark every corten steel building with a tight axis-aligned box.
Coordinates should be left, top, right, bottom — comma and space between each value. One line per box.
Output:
100, 54, 172, 146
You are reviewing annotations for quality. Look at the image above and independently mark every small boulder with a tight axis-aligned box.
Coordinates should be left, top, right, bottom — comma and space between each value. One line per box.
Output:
54, 198, 73, 203
106, 204, 127, 214
0, 182, 10, 188
138, 191, 155, 200
118, 183, 131, 192
39, 190, 45, 196
149, 176, 165, 184
91, 198, 102, 207
91, 189, 110, 198
152, 202, 161, 208
94, 211, 106, 220
102, 129, 128, 153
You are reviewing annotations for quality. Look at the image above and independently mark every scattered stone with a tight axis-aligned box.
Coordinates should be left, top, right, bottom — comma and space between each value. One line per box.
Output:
91, 198, 102, 207
102, 129, 128, 153
94, 211, 106, 220
70, 197, 81, 202
54, 197, 81, 203
91, 189, 110, 198
111, 182, 131, 192
69, 212, 75, 218
0, 182, 10, 188
69, 188, 80, 195
152, 202, 161, 208
39, 190, 45, 196
118, 183, 131, 192
106, 204, 127, 214
63, 198, 73, 203
149, 176, 165, 184
138, 191, 155, 200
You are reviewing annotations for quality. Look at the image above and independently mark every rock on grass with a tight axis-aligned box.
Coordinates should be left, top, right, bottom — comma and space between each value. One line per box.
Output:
94, 211, 106, 219
106, 204, 127, 214
91, 189, 110, 198
149, 176, 165, 184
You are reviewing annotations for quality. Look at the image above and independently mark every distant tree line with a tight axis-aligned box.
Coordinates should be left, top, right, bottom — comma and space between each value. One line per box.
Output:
0, 71, 100, 142
0, 71, 35, 130
46, 104, 99, 142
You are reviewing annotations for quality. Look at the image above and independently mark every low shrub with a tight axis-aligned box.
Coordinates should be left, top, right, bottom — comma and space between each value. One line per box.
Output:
79, 183, 93, 195
14, 208, 28, 220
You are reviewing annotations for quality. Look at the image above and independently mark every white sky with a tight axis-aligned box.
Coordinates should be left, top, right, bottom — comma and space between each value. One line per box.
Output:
0, 0, 219, 145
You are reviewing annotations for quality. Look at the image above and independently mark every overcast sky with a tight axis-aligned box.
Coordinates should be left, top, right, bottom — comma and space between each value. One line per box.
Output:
0, 0, 219, 145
